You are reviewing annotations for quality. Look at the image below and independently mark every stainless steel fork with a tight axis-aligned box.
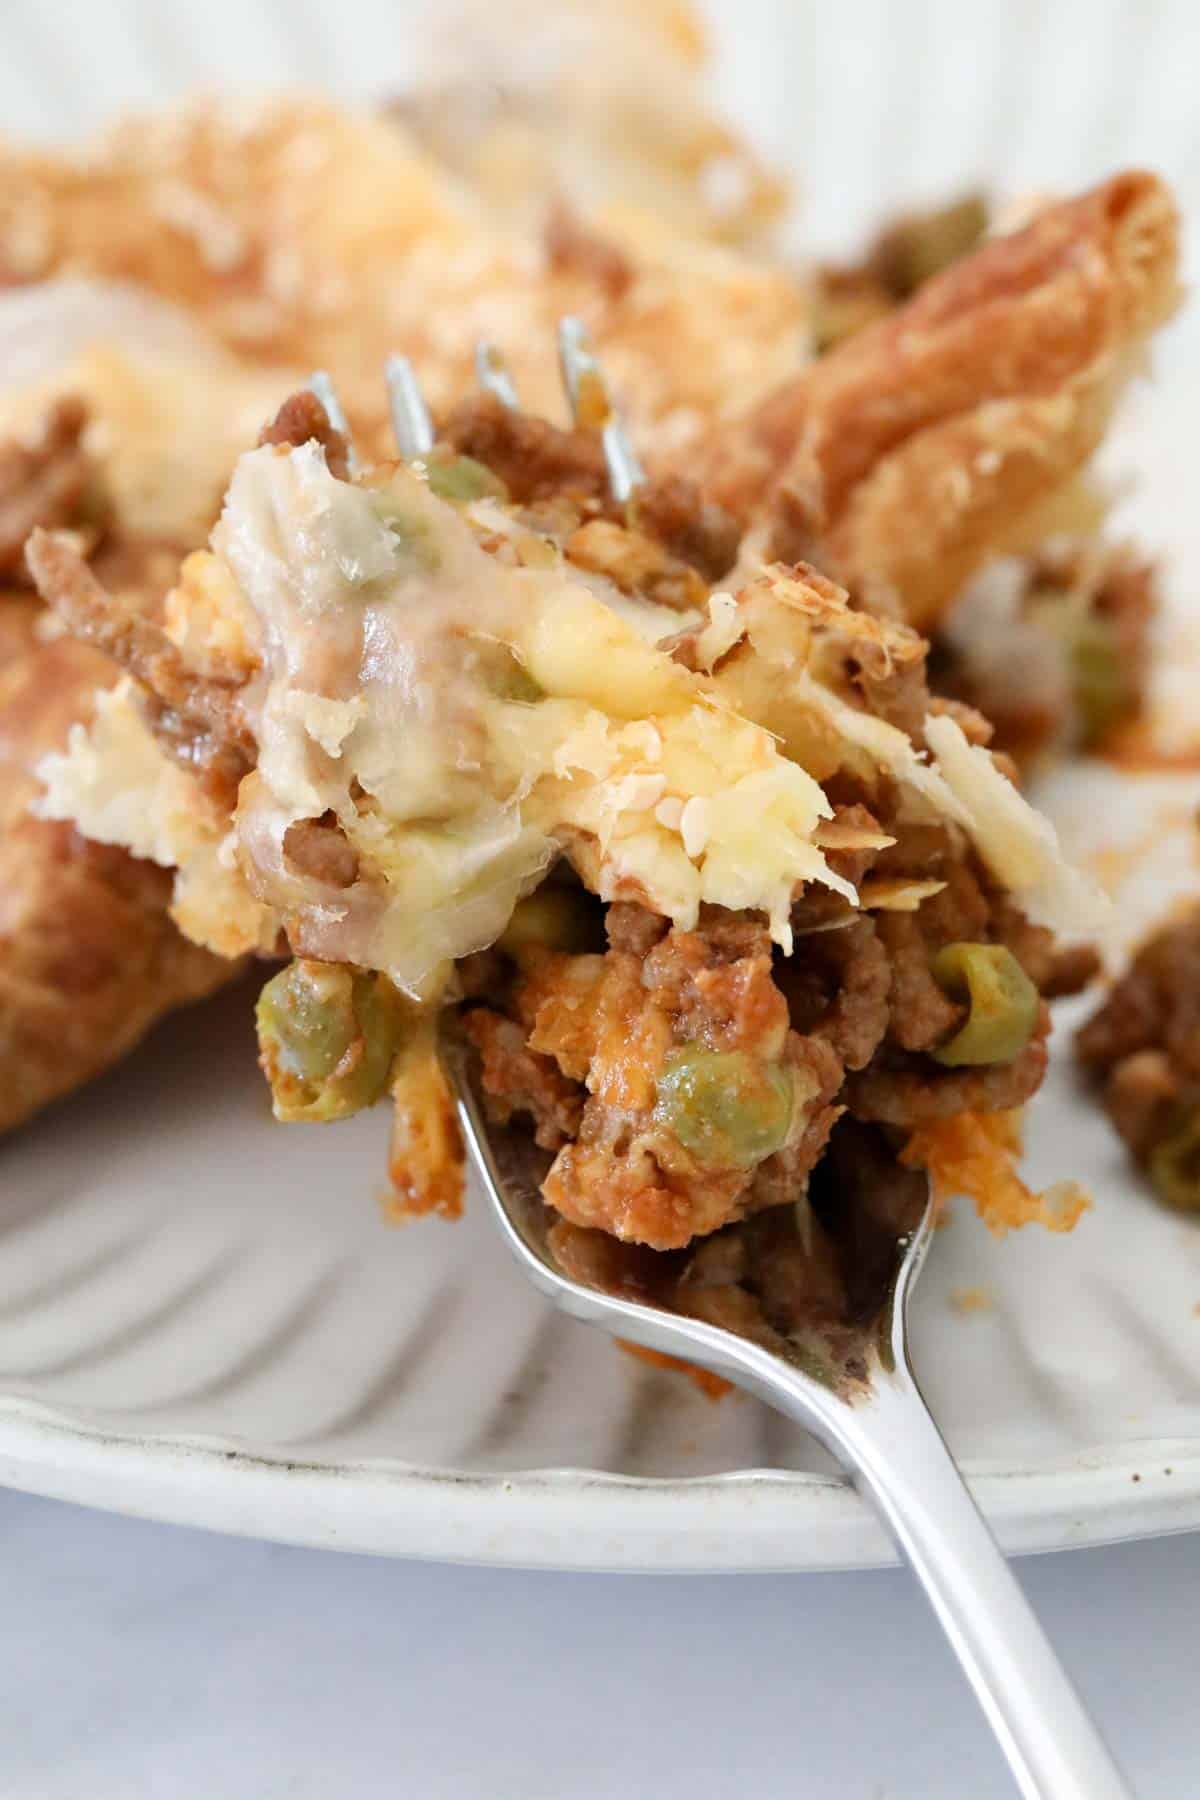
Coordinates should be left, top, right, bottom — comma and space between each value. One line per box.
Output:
445, 1030, 1128, 1800
312, 328, 1131, 1798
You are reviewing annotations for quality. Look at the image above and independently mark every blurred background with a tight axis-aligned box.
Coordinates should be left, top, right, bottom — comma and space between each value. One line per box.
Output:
5, 0, 1200, 262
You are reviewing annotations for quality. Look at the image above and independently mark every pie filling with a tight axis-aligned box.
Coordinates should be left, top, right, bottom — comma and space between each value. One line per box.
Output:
30, 391, 1105, 1339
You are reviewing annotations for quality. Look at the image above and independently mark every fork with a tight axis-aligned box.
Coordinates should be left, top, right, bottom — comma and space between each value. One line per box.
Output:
315, 329, 1131, 1800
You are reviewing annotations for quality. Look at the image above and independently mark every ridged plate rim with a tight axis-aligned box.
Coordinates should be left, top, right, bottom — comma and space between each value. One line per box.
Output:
4, 1396, 1200, 1570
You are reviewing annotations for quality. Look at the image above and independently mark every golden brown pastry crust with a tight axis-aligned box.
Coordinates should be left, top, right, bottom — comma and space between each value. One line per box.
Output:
709, 172, 1180, 629
0, 389, 243, 1136
0, 635, 229, 1133
0, 96, 806, 465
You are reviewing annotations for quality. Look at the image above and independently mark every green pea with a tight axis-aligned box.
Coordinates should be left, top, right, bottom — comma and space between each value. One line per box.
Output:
369, 492, 439, 568
499, 888, 604, 955
1029, 594, 1132, 748
256, 960, 406, 1122
656, 1048, 794, 1168
932, 943, 1040, 1067
1071, 613, 1131, 748
1147, 1109, 1200, 1213
423, 453, 508, 505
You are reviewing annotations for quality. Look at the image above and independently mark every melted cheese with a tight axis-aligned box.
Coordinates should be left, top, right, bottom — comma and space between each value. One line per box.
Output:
40, 442, 1103, 988
209, 444, 846, 992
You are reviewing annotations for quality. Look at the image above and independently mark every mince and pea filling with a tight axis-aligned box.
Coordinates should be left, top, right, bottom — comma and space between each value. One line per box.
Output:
28, 392, 1103, 1319
458, 819, 1070, 1253
1077, 904, 1200, 1214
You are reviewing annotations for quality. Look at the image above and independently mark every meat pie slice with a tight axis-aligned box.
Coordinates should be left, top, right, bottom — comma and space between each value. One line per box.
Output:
0, 345, 288, 1133
32, 392, 1102, 1297
0, 95, 806, 471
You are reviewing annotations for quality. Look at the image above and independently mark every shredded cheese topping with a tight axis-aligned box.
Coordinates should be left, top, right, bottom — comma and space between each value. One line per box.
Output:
38, 440, 1105, 990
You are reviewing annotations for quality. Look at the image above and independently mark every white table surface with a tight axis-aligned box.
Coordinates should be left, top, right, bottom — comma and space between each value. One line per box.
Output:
3, 1493, 1195, 1799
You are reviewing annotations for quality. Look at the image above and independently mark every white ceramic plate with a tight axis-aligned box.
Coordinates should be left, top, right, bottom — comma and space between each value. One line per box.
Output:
4, 342, 1200, 1570
4, 953, 1200, 1572
3, 0, 1200, 1571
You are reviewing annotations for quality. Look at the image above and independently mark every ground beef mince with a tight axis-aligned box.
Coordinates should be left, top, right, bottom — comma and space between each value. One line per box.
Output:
467, 775, 1066, 1263
440, 392, 739, 579
443, 392, 608, 504
871, 911, 966, 1053
25, 528, 254, 804
462, 1009, 584, 1151
546, 1111, 926, 1375
846, 1018, 1049, 1126
467, 908, 847, 1251
1077, 904, 1200, 1211
258, 391, 352, 480
774, 917, 890, 1070
631, 476, 741, 584
459, 576, 1080, 1304
30, 368, 1086, 1350
605, 900, 670, 959
282, 813, 360, 888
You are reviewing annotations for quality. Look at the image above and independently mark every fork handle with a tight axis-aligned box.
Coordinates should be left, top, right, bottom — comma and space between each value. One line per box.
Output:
773, 1360, 1130, 1800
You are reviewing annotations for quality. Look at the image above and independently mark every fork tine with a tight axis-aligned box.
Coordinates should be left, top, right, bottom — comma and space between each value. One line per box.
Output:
385, 353, 436, 460
556, 316, 644, 504
475, 340, 520, 409
307, 369, 359, 476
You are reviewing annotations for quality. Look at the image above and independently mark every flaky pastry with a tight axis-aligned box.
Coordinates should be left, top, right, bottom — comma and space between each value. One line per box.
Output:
0, 96, 807, 467
706, 173, 1180, 629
